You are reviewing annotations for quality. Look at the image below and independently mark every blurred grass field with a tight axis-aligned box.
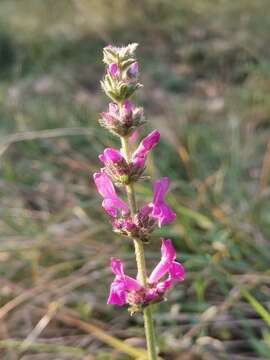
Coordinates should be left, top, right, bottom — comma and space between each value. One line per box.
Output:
0, 0, 270, 359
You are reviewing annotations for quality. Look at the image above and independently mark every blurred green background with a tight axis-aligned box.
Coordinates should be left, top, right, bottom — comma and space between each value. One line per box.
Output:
0, 0, 270, 359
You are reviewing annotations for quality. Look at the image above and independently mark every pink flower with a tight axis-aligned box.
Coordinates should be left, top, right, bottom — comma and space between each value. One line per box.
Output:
107, 239, 185, 306
149, 238, 184, 284
132, 130, 160, 167
138, 177, 176, 227
93, 171, 128, 217
107, 257, 141, 305
108, 63, 119, 77
150, 177, 176, 226
99, 148, 123, 165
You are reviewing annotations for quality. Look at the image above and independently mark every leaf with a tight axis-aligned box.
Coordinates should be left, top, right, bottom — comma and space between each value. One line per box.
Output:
241, 287, 270, 327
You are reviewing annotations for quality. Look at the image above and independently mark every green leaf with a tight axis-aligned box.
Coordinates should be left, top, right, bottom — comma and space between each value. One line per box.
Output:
241, 287, 270, 327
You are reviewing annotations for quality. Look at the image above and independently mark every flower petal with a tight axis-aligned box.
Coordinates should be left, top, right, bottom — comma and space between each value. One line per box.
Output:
125, 275, 141, 291
151, 203, 176, 226
103, 148, 123, 163
94, 171, 128, 217
93, 171, 116, 199
108, 63, 119, 77
107, 279, 126, 305
133, 130, 160, 161
153, 177, 169, 204
150, 177, 176, 226
110, 257, 141, 291
169, 261, 185, 281
160, 238, 176, 262
102, 199, 118, 217
111, 257, 125, 277
148, 239, 176, 284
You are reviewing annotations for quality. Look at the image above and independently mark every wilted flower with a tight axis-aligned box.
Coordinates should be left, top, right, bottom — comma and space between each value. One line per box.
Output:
107, 238, 185, 309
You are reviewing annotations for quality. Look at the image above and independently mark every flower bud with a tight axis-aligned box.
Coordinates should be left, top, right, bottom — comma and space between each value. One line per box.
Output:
127, 61, 139, 78
99, 102, 145, 138
101, 43, 142, 103
108, 63, 119, 77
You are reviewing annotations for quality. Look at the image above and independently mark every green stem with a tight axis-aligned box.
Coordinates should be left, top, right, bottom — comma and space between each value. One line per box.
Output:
121, 136, 157, 360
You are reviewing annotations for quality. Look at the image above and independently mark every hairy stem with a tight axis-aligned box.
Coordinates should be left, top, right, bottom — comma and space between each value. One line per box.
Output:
120, 136, 157, 360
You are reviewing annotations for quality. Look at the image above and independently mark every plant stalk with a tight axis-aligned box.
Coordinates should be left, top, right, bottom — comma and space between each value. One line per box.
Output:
121, 136, 157, 360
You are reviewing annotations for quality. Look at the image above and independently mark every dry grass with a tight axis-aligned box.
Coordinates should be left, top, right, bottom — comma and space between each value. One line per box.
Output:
0, 0, 270, 359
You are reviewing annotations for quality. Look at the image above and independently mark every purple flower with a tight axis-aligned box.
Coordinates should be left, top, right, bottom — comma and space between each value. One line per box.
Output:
93, 171, 128, 217
150, 177, 176, 226
99, 148, 123, 165
108, 63, 119, 77
128, 62, 139, 78
132, 130, 160, 167
107, 257, 141, 305
107, 239, 184, 306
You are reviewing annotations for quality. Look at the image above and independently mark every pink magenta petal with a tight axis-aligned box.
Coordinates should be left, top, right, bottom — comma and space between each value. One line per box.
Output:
108, 63, 119, 77
104, 148, 123, 163
132, 157, 145, 168
123, 99, 132, 116
93, 171, 116, 199
148, 239, 177, 284
94, 171, 128, 217
133, 130, 160, 160
107, 280, 126, 305
160, 238, 176, 262
99, 154, 105, 163
156, 278, 173, 293
111, 257, 141, 291
148, 261, 171, 284
124, 275, 141, 291
150, 177, 176, 226
102, 199, 118, 217
151, 203, 176, 226
169, 261, 185, 281
153, 177, 169, 204
111, 257, 125, 277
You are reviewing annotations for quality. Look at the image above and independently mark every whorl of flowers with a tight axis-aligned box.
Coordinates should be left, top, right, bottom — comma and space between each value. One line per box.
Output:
93, 43, 185, 314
